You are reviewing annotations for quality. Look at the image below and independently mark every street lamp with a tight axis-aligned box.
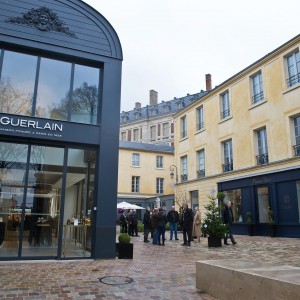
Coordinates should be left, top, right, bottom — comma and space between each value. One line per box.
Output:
169, 165, 178, 184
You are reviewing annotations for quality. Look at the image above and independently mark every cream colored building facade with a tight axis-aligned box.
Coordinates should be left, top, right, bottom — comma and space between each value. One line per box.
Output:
117, 141, 175, 213
173, 34, 300, 237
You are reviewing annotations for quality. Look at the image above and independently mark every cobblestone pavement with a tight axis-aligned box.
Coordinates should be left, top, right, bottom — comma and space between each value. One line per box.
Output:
0, 235, 300, 299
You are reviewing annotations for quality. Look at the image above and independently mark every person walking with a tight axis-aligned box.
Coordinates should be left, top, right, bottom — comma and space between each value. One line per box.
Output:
157, 207, 167, 246
222, 200, 237, 245
167, 206, 179, 240
192, 207, 202, 243
181, 203, 194, 246
143, 207, 151, 243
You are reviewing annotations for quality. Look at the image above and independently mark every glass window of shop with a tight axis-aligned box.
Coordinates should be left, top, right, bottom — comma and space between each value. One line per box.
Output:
223, 189, 242, 222
0, 142, 96, 259
0, 50, 37, 116
0, 49, 100, 125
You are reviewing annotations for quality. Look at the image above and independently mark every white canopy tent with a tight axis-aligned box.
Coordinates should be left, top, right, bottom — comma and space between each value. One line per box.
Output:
117, 201, 145, 210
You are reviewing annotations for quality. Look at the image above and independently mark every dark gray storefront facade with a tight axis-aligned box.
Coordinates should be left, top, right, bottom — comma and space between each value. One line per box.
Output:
0, 0, 122, 260
218, 166, 300, 238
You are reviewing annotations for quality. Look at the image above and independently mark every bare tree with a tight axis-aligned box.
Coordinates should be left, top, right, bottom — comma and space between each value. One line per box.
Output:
0, 77, 32, 115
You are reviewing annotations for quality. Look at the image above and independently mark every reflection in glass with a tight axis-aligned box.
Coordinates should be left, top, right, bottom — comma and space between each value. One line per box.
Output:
0, 142, 28, 258
257, 186, 270, 223
224, 189, 242, 222
36, 58, 71, 120
0, 51, 37, 116
62, 148, 95, 258
71, 64, 99, 124
22, 146, 64, 257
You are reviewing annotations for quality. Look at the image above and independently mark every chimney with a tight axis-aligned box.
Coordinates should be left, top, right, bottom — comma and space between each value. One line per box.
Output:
150, 90, 158, 106
205, 74, 212, 91
135, 102, 141, 109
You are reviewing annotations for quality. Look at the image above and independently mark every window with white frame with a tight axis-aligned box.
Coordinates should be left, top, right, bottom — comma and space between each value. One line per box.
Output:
162, 122, 169, 137
133, 129, 139, 141
220, 91, 230, 119
256, 128, 268, 165
156, 155, 163, 168
132, 153, 140, 166
156, 178, 164, 194
121, 131, 126, 141
176, 102, 182, 109
293, 116, 300, 156
196, 105, 204, 131
132, 176, 140, 193
180, 115, 187, 138
222, 139, 233, 172
150, 125, 156, 140
163, 105, 170, 113
149, 109, 156, 116
197, 149, 205, 178
180, 155, 188, 181
286, 50, 300, 88
251, 72, 264, 104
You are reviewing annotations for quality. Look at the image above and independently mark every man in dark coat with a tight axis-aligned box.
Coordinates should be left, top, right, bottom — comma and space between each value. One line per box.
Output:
167, 206, 180, 240
181, 203, 194, 246
157, 207, 168, 245
119, 209, 127, 233
143, 206, 151, 243
222, 200, 237, 245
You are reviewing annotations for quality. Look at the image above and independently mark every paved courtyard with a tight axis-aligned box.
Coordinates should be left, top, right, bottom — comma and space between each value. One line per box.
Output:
0, 234, 300, 299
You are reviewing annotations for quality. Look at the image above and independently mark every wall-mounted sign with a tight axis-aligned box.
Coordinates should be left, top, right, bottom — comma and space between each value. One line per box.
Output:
0, 115, 63, 138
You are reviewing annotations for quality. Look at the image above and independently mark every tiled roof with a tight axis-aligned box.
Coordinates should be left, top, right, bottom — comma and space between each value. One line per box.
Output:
119, 141, 174, 153
120, 90, 207, 124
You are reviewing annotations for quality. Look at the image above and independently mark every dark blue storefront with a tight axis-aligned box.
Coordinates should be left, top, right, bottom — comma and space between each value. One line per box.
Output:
218, 167, 300, 238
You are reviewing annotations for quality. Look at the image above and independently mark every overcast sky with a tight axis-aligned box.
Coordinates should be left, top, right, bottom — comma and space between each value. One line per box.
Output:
84, 0, 299, 112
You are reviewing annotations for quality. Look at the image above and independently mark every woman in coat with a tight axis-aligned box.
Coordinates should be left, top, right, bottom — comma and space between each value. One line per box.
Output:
192, 207, 202, 243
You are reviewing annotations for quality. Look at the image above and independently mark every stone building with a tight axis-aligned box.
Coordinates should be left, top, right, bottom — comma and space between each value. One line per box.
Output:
173, 34, 300, 237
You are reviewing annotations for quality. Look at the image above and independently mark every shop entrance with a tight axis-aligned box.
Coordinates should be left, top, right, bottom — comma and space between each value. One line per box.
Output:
0, 141, 96, 259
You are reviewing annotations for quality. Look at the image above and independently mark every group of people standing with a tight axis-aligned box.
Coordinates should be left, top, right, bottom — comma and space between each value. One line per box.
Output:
119, 200, 237, 247
142, 204, 202, 246
119, 209, 139, 237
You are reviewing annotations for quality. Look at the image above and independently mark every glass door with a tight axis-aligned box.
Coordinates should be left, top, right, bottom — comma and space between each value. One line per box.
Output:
21, 145, 64, 257
0, 142, 28, 258
255, 186, 270, 223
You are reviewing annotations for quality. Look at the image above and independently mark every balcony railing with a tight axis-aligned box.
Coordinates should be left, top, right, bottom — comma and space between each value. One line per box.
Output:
286, 73, 300, 88
181, 174, 188, 182
293, 144, 300, 157
197, 169, 205, 178
223, 162, 233, 172
220, 109, 230, 119
256, 153, 269, 165
181, 131, 187, 139
251, 91, 264, 104
196, 122, 204, 131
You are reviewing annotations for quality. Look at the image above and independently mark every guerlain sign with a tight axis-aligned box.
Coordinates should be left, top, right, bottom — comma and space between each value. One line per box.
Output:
0, 116, 63, 138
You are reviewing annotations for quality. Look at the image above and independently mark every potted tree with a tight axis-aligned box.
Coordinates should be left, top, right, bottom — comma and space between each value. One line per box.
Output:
217, 191, 226, 202
202, 194, 227, 247
268, 210, 276, 237
116, 233, 133, 259
246, 211, 254, 236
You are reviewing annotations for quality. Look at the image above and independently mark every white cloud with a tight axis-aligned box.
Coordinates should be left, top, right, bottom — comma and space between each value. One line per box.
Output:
84, 0, 300, 111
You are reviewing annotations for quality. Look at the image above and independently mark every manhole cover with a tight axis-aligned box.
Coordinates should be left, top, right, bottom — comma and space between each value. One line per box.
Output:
99, 276, 134, 285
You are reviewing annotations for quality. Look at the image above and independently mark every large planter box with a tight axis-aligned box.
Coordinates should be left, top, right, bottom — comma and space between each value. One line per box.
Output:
116, 243, 133, 259
208, 236, 222, 247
